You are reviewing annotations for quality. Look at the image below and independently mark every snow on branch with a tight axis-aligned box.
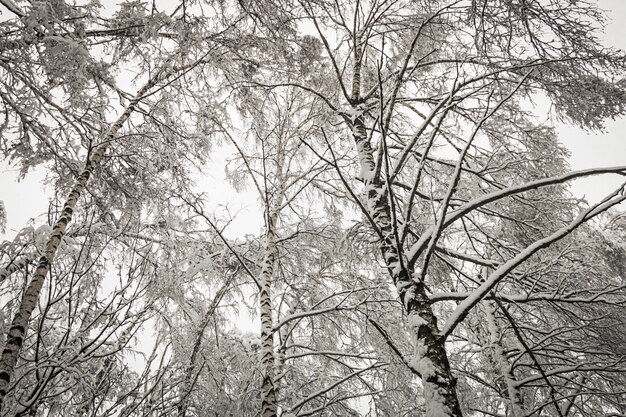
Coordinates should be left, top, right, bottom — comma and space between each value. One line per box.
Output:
440, 184, 626, 339
408, 166, 626, 266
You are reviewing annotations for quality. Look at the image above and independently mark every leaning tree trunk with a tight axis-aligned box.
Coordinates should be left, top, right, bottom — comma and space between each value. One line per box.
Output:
347, 41, 463, 416
0, 66, 175, 409
0, 253, 39, 284
352, 117, 464, 417
178, 277, 232, 416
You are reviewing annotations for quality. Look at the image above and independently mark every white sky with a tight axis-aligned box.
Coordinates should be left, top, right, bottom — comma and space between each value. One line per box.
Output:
1, 0, 626, 241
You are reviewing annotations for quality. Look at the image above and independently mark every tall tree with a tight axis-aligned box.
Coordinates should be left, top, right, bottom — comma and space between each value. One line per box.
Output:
241, 0, 626, 414
0, 0, 625, 416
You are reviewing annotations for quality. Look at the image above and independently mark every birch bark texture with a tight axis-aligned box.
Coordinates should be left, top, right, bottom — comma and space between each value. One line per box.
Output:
349, 62, 463, 417
259, 138, 287, 417
259, 209, 279, 417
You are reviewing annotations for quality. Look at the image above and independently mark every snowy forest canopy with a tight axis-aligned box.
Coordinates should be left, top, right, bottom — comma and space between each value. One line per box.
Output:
0, 0, 626, 416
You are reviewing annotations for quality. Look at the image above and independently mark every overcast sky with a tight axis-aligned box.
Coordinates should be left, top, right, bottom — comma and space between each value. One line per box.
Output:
1, 0, 626, 241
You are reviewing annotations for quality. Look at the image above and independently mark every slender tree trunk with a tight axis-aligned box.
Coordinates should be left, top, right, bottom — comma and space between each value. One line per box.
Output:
348, 42, 463, 415
260, 210, 279, 417
485, 301, 526, 417
178, 278, 232, 416
0, 69, 169, 409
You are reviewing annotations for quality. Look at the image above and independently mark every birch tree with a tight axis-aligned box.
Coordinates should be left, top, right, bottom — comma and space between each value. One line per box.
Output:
0, 0, 625, 415
241, 0, 626, 414
0, 0, 244, 410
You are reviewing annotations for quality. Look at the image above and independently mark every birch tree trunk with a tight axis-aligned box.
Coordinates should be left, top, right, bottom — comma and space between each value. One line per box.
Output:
260, 209, 279, 417
356, 127, 463, 415
349, 44, 463, 416
484, 302, 526, 417
0, 67, 172, 409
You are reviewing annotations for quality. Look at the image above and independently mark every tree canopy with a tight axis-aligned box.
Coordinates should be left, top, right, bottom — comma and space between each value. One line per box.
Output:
0, 0, 625, 416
